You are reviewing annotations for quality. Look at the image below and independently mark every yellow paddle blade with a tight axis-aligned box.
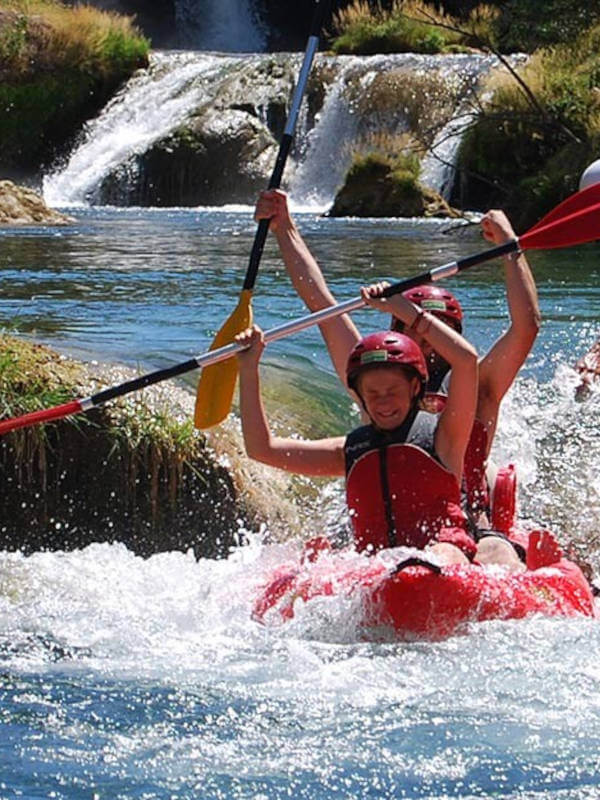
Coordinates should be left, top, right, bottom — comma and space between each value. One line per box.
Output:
194, 289, 253, 429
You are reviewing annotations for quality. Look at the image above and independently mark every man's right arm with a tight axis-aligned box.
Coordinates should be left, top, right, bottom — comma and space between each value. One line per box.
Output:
256, 189, 361, 385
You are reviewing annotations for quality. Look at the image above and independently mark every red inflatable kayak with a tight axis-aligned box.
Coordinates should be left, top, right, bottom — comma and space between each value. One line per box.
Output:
253, 541, 596, 640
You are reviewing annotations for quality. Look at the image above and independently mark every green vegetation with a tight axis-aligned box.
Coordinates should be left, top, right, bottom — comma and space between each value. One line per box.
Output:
488, 0, 600, 52
329, 150, 458, 217
330, 0, 470, 55
330, 0, 600, 223
0, 333, 81, 423
456, 23, 600, 227
330, 1, 600, 56
0, 0, 149, 169
0, 334, 303, 557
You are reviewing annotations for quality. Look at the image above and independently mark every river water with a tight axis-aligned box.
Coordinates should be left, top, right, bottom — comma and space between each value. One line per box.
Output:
1, 205, 600, 798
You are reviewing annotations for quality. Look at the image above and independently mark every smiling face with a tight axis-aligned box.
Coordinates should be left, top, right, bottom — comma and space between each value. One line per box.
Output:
356, 365, 421, 430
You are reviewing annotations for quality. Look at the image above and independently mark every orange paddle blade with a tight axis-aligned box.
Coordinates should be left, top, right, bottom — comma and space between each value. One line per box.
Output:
194, 290, 253, 429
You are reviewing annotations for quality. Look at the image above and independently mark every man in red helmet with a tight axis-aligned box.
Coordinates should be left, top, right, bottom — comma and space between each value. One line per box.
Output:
235, 286, 481, 565
254, 190, 541, 543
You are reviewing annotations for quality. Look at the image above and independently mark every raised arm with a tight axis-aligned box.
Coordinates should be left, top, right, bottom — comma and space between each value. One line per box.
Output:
255, 189, 360, 384
236, 325, 345, 477
362, 286, 478, 481
477, 210, 541, 443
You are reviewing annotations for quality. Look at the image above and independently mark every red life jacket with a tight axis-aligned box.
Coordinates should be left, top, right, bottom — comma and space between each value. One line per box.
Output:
344, 411, 469, 553
422, 391, 490, 518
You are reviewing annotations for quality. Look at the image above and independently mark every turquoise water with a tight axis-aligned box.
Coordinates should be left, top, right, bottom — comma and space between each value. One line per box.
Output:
1, 207, 600, 798
1, 206, 598, 387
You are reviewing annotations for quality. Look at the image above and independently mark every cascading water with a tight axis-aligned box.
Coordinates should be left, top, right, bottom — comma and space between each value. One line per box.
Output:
43, 52, 253, 207
289, 53, 502, 207
44, 52, 506, 210
175, 0, 266, 51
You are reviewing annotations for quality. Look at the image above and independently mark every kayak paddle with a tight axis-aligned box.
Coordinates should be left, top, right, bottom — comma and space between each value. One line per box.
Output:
193, 0, 332, 431
1, 186, 599, 436
527, 181, 600, 232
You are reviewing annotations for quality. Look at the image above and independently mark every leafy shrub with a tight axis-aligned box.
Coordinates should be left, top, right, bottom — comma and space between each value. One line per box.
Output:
455, 23, 600, 225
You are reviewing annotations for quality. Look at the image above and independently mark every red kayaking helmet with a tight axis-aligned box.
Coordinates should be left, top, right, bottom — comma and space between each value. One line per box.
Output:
346, 331, 428, 396
392, 285, 463, 332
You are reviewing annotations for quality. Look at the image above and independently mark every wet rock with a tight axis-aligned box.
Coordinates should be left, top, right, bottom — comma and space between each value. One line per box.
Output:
99, 109, 279, 206
96, 54, 304, 206
329, 154, 461, 218
0, 181, 75, 226
0, 335, 302, 558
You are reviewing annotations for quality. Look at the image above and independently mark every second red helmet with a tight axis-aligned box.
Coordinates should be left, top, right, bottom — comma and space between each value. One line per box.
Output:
401, 285, 463, 330
346, 331, 428, 394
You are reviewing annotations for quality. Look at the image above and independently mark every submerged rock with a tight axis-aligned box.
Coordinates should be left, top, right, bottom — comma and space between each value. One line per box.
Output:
0, 182, 75, 226
0, 335, 302, 558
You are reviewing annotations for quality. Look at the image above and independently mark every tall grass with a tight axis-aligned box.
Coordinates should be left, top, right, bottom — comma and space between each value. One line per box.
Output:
0, 0, 148, 79
0, 0, 149, 168
330, 0, 495, 55
456, 22, 600, 224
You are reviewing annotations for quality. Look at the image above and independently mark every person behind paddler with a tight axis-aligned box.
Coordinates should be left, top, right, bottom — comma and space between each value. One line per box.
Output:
236, 284, 523, 569
254, 189, 541, 558
574, 161, 600, 397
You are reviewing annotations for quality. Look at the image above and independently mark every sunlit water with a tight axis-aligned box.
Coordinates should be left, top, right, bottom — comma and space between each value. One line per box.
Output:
1, 207, 599, 798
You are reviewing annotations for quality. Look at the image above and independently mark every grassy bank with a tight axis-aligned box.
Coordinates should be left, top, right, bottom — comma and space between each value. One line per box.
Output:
330, 1, 600, 55
330, 1, 600, 223
455, 23, 600, 227
0, 335, 303, 557
330, 0, 475, 55
0, 0, 149, 170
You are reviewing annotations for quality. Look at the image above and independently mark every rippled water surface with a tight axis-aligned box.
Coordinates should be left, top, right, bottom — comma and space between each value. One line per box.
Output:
1, 207, 599, 798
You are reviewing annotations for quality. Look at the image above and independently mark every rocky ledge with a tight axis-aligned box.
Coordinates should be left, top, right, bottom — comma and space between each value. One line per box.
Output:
0, 181, 75, 226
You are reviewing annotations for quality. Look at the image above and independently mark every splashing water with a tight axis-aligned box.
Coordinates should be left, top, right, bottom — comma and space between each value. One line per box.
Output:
494, 367, 600, 560
1, 207, 599, 797
43, 52, 245, 207
1, 537, 599, 799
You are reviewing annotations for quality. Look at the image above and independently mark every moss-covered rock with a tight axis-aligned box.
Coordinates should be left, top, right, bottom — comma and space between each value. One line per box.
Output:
0, 335, 302, 558
0, 181, 75, 225
329, 152, 460, 218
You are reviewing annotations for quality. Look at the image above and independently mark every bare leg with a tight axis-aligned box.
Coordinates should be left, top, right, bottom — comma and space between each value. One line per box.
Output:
427, 542, 470, 566
475, 536, 525, 572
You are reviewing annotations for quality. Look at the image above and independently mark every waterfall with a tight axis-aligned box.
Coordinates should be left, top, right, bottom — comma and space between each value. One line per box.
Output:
288, 57, 365, 209
175, 0, 266, 52
419, 109, 477, 201
43, 52, 250, 206
44, 51, 512, 210
290, 53, 502, 207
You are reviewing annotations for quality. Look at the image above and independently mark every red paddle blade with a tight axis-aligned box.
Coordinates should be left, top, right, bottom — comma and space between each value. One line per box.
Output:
528, 183, 600, 232
521, 199, 600, 249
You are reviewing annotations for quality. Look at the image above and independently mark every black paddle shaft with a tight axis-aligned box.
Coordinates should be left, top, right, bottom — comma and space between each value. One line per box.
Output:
73, 243, 523, 406
243, 0, 332, 292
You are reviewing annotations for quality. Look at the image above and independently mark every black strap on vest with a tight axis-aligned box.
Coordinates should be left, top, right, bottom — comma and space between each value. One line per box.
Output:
374, 405, 420, 549
391, 556, 442, 576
